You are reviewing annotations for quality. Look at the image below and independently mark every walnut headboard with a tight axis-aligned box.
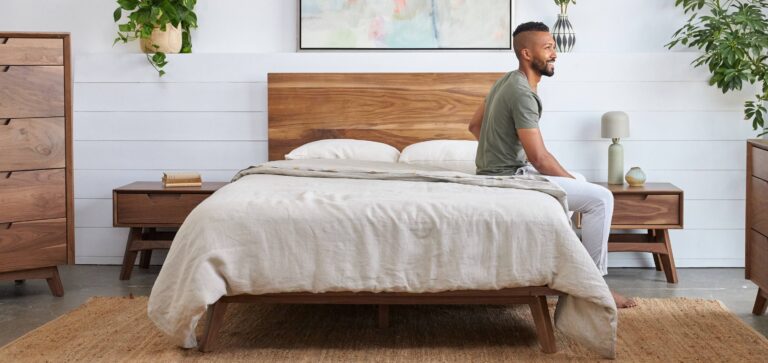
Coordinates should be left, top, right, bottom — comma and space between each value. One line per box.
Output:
267, 73, 503, 161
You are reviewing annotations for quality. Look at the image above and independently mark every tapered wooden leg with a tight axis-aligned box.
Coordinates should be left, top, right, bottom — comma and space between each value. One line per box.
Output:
119, 228, 140, 280
45, 267, 64, 297
139, 250, 152, 269
652, 253, 663, 271
657, 229, 678, 283
528, 296, 557, 354
199, 300, 229, 352
754, 288, 767, 316
378, 304, 390, 328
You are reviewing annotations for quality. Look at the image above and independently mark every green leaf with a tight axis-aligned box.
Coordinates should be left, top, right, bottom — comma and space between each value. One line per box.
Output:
113, 7, 122, 22
117, 0, 138, 11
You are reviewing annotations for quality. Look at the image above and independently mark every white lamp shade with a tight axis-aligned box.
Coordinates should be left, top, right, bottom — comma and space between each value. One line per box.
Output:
601, 111, 630, 138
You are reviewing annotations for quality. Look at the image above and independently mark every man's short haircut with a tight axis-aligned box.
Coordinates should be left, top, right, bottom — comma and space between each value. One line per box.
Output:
512, 22, 550, 58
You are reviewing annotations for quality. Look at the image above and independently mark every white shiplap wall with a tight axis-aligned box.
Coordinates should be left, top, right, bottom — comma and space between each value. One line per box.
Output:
2, 0, 759, 266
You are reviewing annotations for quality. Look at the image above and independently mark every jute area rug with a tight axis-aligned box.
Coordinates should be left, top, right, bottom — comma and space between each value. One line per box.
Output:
1, 297, 767, 362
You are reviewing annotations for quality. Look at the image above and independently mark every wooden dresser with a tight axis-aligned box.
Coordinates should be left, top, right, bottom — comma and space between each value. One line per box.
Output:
747, 139, 768, 315
0, 33, 73, 296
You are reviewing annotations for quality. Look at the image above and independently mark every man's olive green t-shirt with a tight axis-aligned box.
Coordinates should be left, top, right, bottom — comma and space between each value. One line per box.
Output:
475, 70, 542, 176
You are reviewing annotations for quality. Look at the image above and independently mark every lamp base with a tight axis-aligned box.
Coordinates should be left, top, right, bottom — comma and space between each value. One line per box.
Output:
607, 141, 624, 185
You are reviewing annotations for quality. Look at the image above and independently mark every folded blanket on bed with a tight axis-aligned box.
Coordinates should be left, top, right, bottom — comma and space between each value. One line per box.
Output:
147, 159, 617, 358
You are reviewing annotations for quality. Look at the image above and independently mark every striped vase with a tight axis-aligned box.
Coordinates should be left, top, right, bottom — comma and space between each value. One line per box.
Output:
552, 14, 576, 53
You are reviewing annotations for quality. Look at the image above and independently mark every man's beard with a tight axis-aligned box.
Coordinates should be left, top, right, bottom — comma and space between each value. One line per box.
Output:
533, 58, 555, 77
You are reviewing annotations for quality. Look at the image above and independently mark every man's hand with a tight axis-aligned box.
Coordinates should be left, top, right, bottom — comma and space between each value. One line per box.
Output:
468, 99, 485, 140
518, 128, 574, 178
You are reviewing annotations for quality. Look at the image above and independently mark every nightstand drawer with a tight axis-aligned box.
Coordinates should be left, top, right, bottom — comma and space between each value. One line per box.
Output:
0, 218, 66, 273
749, 229, 768, 290
0, 66, 64, 119
0, 38, 63, 65
115, 192, 210, 226
750, 176, 768, 237
753, 146, 768, 181
0, 118, 65, 171
0, 169, 66, 223
612, 194, 681, 226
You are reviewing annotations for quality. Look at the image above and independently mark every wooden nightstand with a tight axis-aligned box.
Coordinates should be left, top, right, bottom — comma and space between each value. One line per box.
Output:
113, 182, 227, 280
579, 183, 684, 283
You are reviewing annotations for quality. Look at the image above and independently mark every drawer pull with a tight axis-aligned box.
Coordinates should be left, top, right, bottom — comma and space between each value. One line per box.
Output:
1, 222, 11, 230
4, 172, 11, 179
1, 66, 9, 72
1, 119, 10, 126
618, 194, 650, 201
147, 193, 182, 200
0, 38, 7, 45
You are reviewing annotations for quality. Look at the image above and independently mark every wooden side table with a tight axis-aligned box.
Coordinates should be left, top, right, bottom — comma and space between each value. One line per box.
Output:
113, 182, 227, 280
579, 183, 684, 283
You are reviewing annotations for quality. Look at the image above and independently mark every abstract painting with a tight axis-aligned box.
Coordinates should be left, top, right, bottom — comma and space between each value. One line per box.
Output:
300, 0, 512, 49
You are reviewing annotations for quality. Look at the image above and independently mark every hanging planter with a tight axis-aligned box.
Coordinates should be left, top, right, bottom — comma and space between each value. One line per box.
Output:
552, 0, 576, 53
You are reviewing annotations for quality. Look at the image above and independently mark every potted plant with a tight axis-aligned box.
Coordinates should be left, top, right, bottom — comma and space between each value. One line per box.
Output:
552, 0, 576, 52
113, 0, 198, 76
667, 0, 768, 137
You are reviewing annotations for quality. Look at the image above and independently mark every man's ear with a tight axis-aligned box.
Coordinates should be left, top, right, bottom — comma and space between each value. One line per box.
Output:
520, 48, 531, 61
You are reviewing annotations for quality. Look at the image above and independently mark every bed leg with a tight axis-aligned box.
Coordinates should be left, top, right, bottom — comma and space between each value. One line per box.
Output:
528, 296, 557, 354
199, 299, 229, 352
377, 304, 390, 328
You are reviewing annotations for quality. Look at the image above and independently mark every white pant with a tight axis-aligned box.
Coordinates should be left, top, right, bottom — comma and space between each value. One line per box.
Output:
516, 165, 613, 275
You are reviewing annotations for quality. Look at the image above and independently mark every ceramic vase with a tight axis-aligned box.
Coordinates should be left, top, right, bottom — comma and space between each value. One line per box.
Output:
625, 167, 646, 186
552, 14, 576, 53
608, 140, 624, 185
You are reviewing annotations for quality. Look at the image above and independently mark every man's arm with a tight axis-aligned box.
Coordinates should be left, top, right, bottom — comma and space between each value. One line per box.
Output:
518, 128, 574, 178
468, 98, 485, 140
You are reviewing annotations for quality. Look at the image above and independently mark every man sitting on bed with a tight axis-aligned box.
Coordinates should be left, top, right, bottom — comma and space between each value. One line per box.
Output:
468, 21, 637, 309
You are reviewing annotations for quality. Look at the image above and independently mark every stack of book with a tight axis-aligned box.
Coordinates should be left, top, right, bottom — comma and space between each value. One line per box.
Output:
162, 171, 202, 187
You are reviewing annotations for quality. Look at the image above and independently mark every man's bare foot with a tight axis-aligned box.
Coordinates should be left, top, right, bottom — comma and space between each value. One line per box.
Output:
612, 291, 638, 309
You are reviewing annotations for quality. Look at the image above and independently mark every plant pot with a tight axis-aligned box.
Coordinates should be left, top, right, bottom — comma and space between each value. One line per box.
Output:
552, 13, 575, 53
140, 24, 182, 54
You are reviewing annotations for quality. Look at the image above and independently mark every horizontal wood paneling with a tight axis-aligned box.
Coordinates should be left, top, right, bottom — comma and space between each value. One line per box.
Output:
73, 82, 267, 112
74, 53, 714, 83
74, 112, 267, 141
74, 141, 267, 170
74, 169, 237, 199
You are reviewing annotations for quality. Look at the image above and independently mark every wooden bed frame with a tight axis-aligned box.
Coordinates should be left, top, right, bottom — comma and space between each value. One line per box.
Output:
198, 73, 564, 354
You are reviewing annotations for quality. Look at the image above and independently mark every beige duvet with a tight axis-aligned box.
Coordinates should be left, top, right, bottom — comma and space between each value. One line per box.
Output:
147, 160, 617, 358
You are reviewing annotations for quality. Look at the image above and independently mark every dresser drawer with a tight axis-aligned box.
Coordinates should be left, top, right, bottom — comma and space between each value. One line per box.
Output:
0, 66, 64, 119
0, 118, 65, 171
0, 169, 66, 223
748, 229, 768, 290
749, 176, 768, 237
115, 192, 211, 226
0, 218, 66, 273
753, 145, 768, 181
0, 38, 63, 65
612, 194, 681, 226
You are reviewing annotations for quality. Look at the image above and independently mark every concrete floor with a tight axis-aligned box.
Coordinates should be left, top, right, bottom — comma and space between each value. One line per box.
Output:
0, 266, 766, 347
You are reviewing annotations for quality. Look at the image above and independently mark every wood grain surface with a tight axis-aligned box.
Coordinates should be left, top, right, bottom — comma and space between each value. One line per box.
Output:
0, 38, 63, 65
749, 176, 768, 237
612, 194, 681, 226
0, 169, 66, 223
0, 118, 65, 171
267, 73, 502, 160
114, 192, 212, 226
752, 145, 768, 181
0, 66, 64, 119
0, 218, 66, 273
749, 230, 768, 291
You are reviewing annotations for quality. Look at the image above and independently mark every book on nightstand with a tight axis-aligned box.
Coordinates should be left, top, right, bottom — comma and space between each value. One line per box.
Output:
162, 171, 202, 187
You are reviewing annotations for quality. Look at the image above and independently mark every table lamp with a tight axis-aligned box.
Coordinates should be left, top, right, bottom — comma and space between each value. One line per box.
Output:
601, 111, 630, 185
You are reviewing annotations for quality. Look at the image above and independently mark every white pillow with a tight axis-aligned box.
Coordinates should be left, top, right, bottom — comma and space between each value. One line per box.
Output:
285, 139, 401, 162
398, 140, 478, 173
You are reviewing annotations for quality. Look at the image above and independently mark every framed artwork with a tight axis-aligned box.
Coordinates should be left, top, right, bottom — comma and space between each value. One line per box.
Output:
299, 0, 513, 50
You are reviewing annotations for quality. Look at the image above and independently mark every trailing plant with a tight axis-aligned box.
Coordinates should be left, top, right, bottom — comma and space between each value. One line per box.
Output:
554, 0, 576, 14
113, 0, 198, 76
667, 0, 768, 136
